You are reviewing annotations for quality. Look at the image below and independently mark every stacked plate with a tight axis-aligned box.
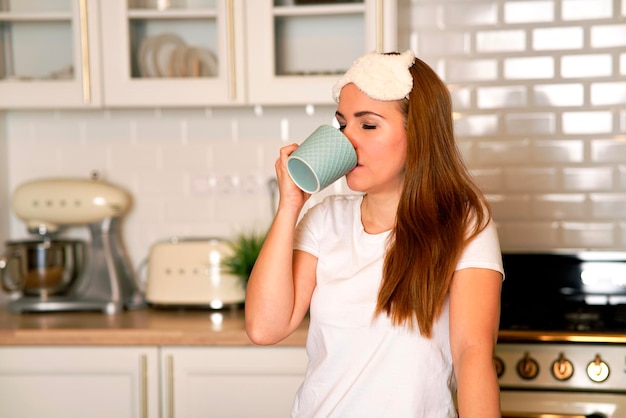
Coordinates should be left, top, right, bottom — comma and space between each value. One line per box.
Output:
138, 33, 218, 78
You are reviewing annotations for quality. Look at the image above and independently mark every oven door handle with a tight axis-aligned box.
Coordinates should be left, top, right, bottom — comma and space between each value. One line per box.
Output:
502, 413, 607, 418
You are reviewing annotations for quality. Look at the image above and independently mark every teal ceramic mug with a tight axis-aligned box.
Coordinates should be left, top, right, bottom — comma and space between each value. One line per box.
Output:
287, 125, 357, 193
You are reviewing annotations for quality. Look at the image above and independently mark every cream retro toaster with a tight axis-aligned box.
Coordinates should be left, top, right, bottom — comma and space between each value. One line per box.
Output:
144, 237, 245, 308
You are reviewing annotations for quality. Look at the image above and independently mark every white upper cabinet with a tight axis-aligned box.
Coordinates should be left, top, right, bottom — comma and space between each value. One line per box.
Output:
0, 0, 102, 109
100, 0, 247, 107
0, 0, 397, 108
245, 0, 397, 105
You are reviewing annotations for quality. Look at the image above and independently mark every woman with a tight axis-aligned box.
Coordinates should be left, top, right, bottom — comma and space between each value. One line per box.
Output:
245, 50, 503, 418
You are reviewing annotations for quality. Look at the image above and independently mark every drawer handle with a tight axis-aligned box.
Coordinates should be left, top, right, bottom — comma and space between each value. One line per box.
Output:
226, 0, 236, 100
375, 0, 383, 52
140, 354, 148, 418
167, 355, 175, 418
78, 0, 91, 104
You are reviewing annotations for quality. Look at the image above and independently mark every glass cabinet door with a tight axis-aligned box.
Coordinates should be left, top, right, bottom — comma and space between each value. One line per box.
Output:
101, 0, 246, 107
246, 0, 397, 105
0, 0, 102, 108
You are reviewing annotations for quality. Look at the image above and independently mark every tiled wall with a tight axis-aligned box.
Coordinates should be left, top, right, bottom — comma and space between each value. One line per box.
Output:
2, 0, 626, 276
398, 0, 626, 250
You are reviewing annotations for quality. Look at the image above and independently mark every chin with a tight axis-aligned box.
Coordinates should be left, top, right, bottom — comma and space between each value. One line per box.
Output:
345, 176, 365, 193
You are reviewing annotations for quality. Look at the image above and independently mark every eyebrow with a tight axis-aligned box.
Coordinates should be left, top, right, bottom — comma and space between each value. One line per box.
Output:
335, 110, 385, 119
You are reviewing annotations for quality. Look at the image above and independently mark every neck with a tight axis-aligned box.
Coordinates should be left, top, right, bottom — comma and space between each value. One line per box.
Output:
360, 193, 398, 234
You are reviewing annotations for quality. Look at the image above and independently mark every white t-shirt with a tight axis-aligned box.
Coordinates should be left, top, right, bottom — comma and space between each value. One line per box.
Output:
291, 194, 503, 418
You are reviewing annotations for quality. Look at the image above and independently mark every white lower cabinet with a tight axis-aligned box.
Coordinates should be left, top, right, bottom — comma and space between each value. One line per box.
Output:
0, 345, 307, 418
0, 346, 160, 418
161, 346, 307, 418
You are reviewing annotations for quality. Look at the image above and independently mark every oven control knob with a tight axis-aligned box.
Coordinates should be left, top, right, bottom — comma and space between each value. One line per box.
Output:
493, 356, 505, 378
551, 353, 574, 381
516, 352, 539, 380
587, 354, 610, 383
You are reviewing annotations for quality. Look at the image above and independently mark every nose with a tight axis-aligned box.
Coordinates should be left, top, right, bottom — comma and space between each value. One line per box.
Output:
341, 126, 357, 148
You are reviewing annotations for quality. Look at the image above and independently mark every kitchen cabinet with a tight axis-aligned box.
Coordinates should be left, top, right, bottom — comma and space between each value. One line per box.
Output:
0, 0, 103, 108
100, 0, 248, 107
1, 0, 397, 109
0, 346, 160, 418
161, 346, 307, 418
102, 0, 396, 107
246, 0, 397, 105
0, 344, 307, 418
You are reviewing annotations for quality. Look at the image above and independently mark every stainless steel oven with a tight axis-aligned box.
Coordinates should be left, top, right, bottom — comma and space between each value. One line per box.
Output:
497, 252, 626, 418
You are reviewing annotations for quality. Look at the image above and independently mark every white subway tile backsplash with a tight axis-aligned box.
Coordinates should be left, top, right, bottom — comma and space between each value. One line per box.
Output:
561, 54, 613, 78
533, 27, 584, 50
410, 3, 441, 30
450, 86, 473, 110
562, 111, 613, 134
590, 82, 626, 106
134, 118, 183, 143
503, 1, 554, 24
210, 141, 261, 171
59, 142, 110, 178
591, 139, 626, 163
621, 53, 626, 74
443, 3, 498, 27
504, 56, 554, 79
497, 221, 560, 249
488, 194, 532, 220
477, 85, 527, 109
164, 197, 215, 222
560, 222, 615, 248
475, 139, 531, 164
469, 168, 506, 192
533, 83, 584, 107
591, 24, 626, 47
161, 143, 210, 171
504, 167, 559, 191
619, 166, 626, 189
563, 167, 614, 191
135, 171, 187, 197
110, 142, 160, 171
589, 193, 626, 218
446, 59, 498, 82
129, 196, 165, 223
561, 0, 613, 21
83, 117, 132, 141
533, 139, 585, 163
186, 117, 232, 141
418, 32, 470, 55
454, 114, 499, 136
505, 112, 556, 135
532, 194, 587, 219
476, 30, 526, 53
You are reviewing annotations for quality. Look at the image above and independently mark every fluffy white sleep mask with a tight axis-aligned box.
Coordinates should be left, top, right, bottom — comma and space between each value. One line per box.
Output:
332, 50, 416, 102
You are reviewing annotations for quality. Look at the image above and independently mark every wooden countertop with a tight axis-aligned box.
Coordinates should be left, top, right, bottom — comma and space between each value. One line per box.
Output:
0, 307, 309, 347
6, 307, 623, 347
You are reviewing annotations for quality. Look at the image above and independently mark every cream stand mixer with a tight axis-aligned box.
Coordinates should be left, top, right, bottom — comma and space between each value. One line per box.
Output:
1, 175, 145, 314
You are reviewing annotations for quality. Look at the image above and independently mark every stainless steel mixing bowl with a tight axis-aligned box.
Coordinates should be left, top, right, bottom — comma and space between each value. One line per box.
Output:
0, 239, 86, 296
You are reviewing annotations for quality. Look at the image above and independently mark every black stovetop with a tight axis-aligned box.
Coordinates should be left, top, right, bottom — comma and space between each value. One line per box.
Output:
499, 252, 626, 333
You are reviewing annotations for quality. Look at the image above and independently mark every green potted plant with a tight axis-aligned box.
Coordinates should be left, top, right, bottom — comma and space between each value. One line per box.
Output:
223, 229, 267, 288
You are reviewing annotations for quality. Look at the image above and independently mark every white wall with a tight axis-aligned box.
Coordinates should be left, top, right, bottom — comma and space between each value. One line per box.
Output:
2, 0, 626, 277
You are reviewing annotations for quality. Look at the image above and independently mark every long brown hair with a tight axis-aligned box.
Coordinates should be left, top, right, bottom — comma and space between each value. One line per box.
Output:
375, 57, 491, 337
